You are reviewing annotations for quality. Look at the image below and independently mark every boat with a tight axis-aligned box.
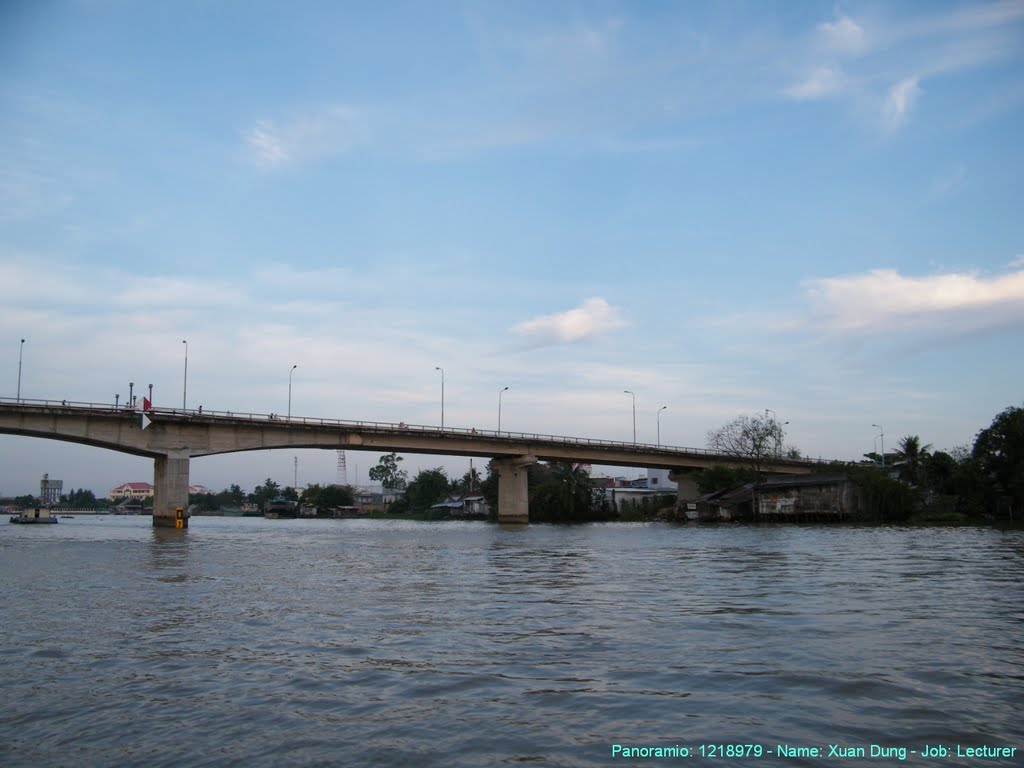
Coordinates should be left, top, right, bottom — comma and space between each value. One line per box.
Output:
264, 497, 298, 519
10, 508, 59, 524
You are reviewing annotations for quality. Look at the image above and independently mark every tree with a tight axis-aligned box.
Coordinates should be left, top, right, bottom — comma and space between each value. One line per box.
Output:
405, 468, 451, 511
529, 461, 594, 523
973, 405, 1024, 518
454, 466, 483, 494
895, 435, 933, 486
251, 478, 282, 508
706, 413, 788, 473
694, 466, 758, 495
369, 452, 408, 490
64, 488, 98, 507
301, 483, 354, 509
226, 484, 246, 506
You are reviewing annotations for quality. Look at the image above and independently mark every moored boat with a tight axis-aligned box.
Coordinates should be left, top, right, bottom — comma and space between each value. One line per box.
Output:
264, 497, 298, 519
10, 508, 59, 524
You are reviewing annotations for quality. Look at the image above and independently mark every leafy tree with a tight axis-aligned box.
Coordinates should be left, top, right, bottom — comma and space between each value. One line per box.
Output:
694, 466, 758, 495
895, 435, 933, 486
529, 462, 594, 523
973, 405, 1024, 518
300, 483, 355, 509
405, 467, 451, 510
924, 450, 958, 495
848, 465, 919, 523
706, 413, 789, 473
481, 461, 499, 516
251, 478, 282, 508
189, 492, 216, 511
226, 484, 246, 506
63, 488, 98, 507
454, 466, 483, 494
369, 452, 408, 490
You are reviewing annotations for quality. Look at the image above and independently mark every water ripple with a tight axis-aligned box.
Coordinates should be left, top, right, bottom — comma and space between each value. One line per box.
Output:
1, 518, 1022, 766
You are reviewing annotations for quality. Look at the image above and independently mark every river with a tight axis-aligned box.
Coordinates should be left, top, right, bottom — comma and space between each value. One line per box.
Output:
2, 517, 1022, 767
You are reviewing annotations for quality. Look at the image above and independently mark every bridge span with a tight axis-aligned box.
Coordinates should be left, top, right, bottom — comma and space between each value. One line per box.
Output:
0, 398, 822, 526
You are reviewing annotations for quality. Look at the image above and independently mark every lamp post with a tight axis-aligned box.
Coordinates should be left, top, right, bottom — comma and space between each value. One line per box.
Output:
435, 366, 445, 429
181, 340, 188, 410
129, 382, 134, 409
288, 364, 298, 419
873, 424, 885, 467
624, 390, 636, 444
498, 386, 509, 434
16, 338, 25, 402
657, 405, 667, 446
765, 409, 779, 456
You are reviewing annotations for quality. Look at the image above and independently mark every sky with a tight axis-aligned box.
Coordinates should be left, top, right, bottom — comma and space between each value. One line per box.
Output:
1, 0, 1023, 498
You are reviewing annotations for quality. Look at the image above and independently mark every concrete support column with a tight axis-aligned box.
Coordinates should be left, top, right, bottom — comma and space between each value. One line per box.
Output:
493, 456, 536, 524
669, 470, 700, 503
153, 453, 191, 528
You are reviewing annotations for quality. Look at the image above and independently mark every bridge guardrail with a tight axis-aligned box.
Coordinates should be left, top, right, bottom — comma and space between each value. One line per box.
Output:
0, 396, 829, 465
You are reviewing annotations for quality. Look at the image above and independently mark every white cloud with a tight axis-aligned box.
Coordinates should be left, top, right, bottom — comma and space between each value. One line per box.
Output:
818, 15, 867, 54
512, 297, 626, 345
882, 75, 922, 129
244, 105, 370, 169
784, 66, 846, 101
245, 121, 290, 167
1010, 254, 1024, 269
804, 267, 1024, 333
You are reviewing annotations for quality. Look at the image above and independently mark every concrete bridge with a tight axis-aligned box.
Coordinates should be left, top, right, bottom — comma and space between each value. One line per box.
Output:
0, 398, 822, 526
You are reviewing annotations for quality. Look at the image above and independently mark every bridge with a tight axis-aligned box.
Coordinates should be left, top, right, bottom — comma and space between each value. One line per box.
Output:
0, 398, 823, 526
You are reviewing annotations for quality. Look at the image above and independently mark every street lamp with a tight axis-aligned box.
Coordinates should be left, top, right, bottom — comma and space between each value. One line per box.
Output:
873, 424, 885, 467
288, 365, 298, 419
657, 405, 667, 446
129, 382, 134, 409
16, 338, 24, 402
182, 340, 188, 410
766, 409, 782, 456
435, 366, 445, 429
624, 390, 636, 444
498, 386, 509, 434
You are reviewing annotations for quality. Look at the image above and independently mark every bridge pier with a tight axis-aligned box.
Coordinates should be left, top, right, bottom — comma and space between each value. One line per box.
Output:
493, 456, 536, 524
669, 470, 701, 504
153, 454, 191, 528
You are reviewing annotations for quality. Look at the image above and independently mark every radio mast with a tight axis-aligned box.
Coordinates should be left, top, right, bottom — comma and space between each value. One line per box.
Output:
336, 450, 348, 486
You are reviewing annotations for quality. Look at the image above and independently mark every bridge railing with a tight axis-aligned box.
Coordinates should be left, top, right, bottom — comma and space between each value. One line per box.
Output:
0, 396, 829, 466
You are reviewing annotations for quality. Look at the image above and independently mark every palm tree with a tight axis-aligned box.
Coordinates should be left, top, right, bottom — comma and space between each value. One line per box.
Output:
896, 435, 933, 487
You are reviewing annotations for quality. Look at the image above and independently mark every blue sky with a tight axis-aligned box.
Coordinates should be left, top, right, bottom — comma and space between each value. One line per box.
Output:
2, 0, 1023, 497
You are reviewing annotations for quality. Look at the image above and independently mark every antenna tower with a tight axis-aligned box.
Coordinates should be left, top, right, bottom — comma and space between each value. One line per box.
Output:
336, 450, 348, 486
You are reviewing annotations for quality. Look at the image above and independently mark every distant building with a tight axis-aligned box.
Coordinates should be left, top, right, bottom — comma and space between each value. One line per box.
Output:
432, 493, 489, 518
40, 474, 62, 505
646, 468, 677, 490
109, 482, 153, 500
109, 481, 209, 500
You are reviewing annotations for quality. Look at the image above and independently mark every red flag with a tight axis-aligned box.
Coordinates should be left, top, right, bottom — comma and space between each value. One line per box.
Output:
142, 397, 151, 412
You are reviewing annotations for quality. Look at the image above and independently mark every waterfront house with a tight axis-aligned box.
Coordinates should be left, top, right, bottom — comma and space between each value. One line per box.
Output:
754, 475, 853, 521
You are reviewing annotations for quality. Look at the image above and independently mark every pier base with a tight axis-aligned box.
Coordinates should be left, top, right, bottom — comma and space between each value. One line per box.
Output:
153, 454, 191, 528
493, 456, 536, 524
